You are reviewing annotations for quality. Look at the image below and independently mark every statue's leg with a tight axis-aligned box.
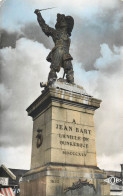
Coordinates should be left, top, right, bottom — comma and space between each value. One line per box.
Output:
64, 60, 74, 84
48, 64, 61, 83
48, 67, 57, 83
48, 48, 62, 83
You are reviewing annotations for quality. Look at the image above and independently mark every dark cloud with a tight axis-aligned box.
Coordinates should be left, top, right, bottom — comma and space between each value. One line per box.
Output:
0, 23, 53, 50
72, 6, 123, 70
0, 29, 22, 49
21, 22, 53, 49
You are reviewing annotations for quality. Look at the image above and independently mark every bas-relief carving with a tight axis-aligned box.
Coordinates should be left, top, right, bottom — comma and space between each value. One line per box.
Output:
47, 177, 97, 196
64, 179, 96, 195
36, 129, 43, 148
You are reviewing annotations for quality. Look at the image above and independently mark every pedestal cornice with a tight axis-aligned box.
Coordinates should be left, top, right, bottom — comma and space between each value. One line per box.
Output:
26, 81, 101, 119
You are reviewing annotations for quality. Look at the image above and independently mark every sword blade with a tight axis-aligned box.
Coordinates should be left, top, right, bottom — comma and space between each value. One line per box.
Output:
39, 7, 56, 12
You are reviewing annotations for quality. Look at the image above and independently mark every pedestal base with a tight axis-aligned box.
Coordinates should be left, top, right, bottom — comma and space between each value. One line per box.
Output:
21, 82, 110, 195
20, 164, 110, 196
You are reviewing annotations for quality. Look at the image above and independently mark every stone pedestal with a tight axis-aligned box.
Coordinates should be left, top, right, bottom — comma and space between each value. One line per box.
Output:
20, 81, 110, 196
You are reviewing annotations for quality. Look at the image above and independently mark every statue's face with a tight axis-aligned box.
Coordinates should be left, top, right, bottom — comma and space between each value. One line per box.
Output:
56, 14, 67, 28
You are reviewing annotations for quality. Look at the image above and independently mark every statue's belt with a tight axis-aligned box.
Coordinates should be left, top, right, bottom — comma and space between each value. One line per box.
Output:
47, 48, 73, 61
52, 44, 70, 52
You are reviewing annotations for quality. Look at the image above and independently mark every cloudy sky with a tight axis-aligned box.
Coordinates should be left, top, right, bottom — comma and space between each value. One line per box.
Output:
0, 0, 123, 171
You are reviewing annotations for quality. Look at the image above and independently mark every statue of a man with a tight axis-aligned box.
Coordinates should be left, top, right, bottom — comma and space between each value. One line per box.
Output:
34, 9, 74, 84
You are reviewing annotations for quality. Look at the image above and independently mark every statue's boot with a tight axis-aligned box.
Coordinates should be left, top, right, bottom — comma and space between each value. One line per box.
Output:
48, 69, 57, 84
66, 69, 74, 84
64, 60, 74, 84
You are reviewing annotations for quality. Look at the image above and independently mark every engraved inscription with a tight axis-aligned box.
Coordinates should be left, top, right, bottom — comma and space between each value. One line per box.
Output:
55, 123, 93, 157
50, 179, 59, 183
60, 141, 88, 148
59, 133, 89, 141
62, 151, 87, 156
56, 124, 91, 134
56, 124, 73, 131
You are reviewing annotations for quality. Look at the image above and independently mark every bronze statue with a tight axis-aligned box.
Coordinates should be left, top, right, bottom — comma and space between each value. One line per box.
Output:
34, 9, 74, 85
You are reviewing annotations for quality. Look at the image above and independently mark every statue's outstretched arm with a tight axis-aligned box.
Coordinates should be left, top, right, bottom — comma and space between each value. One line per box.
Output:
34, 9, 56, 37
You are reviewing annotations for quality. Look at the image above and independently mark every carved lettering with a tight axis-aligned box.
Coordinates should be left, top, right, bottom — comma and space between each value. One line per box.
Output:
84, 129, 87, 134
62, 150, 87, 157
80, 129, 84, 133
59, 134, 89, 142
59, 125, 63, 130
83, 137, 89, 141
56, 124, 73, 131
73, 119, 76, 124
59, 134, 62, 138
69, 126, 72, 131
56, 124, 91, 135
50, 179, 59, 183
88, 130, 91, 134
56, 123, 92, 156
76, 128, 79, 132
60, 141, 88, 148
75, 127, 91, 135
64, 126, 67, 131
